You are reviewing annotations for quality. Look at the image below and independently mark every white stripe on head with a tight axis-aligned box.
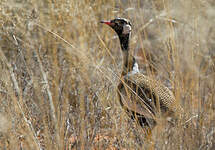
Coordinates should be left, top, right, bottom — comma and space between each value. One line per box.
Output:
122, 24, 131, 34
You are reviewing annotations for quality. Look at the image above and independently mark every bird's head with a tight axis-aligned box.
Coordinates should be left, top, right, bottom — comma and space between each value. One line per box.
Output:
100, 18, 132, 36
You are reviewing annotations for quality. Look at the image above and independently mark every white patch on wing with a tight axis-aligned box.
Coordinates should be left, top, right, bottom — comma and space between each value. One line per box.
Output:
122, 24, 131, 34
127, 62, 139, 76
132, 62, 139, 73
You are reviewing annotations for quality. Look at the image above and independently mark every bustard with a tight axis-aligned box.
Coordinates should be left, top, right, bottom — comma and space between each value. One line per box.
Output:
101, 18, 183, 129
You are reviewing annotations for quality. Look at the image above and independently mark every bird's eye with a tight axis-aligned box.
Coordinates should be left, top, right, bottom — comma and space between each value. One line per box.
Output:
120, 21, 125, 25
115, 21, 121, 25
115, 20, 124, 26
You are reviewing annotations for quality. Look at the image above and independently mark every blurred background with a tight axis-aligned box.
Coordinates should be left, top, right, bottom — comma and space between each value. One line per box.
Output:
0, 0, 215, 149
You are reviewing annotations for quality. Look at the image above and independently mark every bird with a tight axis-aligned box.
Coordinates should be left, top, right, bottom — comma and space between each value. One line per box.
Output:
100, 18, 183, 129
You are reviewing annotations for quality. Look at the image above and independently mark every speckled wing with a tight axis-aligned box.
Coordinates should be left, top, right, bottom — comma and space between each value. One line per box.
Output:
118, 73, 183, 120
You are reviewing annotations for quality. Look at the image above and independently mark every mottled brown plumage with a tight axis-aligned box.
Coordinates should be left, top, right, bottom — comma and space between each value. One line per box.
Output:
101, 18, 183, 128
118, 73, 183, 127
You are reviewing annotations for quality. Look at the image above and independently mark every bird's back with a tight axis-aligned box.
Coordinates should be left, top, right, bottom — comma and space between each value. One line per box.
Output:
118, 73, 183, 124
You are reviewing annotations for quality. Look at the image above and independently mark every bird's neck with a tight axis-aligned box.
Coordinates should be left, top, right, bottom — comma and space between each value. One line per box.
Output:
118, 34, 139, 76
119, 34, 130, 51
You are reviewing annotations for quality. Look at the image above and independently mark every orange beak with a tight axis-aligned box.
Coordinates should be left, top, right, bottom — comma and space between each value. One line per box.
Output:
100, 20, 114, 27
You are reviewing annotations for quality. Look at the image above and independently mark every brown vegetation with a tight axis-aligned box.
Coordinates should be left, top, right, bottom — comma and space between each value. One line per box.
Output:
0, 0, 215, 149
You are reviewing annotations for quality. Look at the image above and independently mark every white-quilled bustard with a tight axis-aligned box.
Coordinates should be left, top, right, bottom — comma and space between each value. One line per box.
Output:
101, 18, 183, 129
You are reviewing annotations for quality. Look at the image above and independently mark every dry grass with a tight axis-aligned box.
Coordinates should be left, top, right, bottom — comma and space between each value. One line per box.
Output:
0, 0, 215, 149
